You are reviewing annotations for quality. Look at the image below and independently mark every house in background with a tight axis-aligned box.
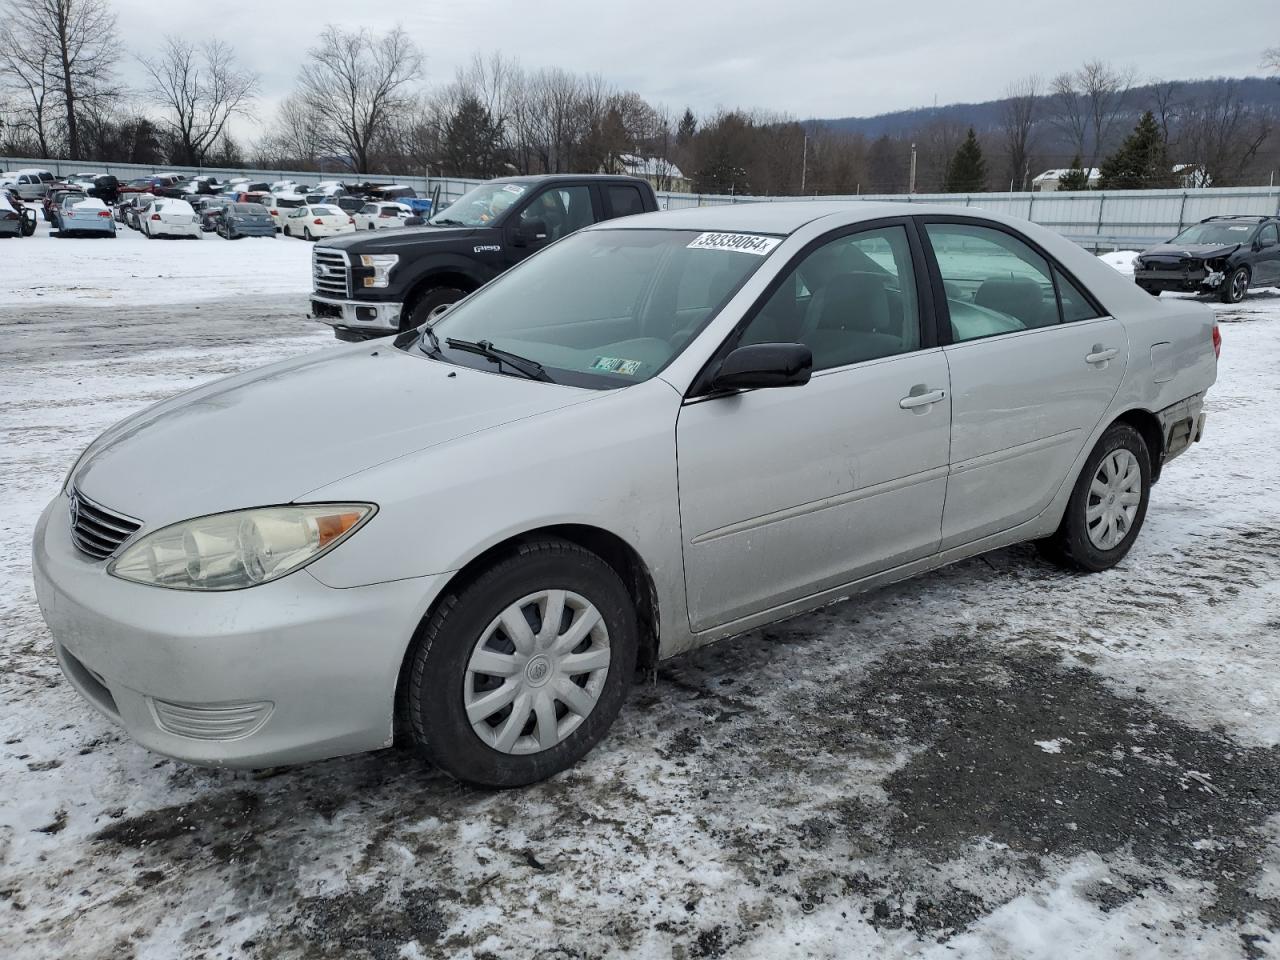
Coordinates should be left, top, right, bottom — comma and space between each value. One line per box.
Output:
610, 154, 690, 193
1031, 167, 1101, 192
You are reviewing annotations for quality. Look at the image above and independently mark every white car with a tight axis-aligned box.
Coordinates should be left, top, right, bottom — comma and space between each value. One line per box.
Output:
351, 201, 415, 231
282, 203, 355, 240
13, 168, 56, 200
270, 179, 311, 195
141, 198, 202, 239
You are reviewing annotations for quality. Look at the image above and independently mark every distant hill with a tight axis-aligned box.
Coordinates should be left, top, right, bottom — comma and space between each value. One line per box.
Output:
812, 76, 1280, 165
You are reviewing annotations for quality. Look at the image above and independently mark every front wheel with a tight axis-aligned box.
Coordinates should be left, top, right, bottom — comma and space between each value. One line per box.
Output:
402, 538, 638, 786
403, 286, 467, 332
303, 227, 313, 241
1037, 422, 1151, 572
1221, 266, 1249, 304
1138, 283, 1160, 297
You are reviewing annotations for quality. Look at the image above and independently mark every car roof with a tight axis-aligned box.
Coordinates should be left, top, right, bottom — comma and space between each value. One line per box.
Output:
589, 200, 979, 235
499, 174, 651, 185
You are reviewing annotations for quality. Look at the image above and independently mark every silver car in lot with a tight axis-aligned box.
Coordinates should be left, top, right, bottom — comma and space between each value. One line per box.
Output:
33, 202, 1218, 786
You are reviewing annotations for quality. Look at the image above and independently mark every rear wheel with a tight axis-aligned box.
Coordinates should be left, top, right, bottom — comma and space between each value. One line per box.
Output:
403, 538, 638, 787
1037, 422, 1151, 572
1221, 266, 1249, 304
403, 286, 467, 332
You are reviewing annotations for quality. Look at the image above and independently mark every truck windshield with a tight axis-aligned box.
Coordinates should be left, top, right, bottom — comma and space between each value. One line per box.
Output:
411, 228, 781, 389
1170, 222, 1258, 246
429, 182, 530, 226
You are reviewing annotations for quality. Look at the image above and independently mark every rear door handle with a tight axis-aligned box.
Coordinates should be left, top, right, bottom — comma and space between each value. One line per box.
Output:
1086, 346, 1119, 365
899, 388, 946, 410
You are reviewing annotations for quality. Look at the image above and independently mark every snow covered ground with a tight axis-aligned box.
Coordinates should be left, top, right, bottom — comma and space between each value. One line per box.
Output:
4, 203, 316, 305
2, 226, 1280, 959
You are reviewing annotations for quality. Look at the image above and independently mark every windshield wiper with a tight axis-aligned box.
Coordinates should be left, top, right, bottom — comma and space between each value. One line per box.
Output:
430, 217, 464, 226
419, 325, 443, 357
444, 338, 554, 382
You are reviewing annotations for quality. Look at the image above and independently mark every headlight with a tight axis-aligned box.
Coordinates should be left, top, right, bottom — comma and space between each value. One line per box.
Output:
109, 503, 375, 591
360, 254, 399, 288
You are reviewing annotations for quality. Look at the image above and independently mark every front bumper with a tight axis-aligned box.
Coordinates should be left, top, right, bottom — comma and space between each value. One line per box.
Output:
32, 493, 443, 768
1134, 266, 1224, 293
310, 295, 403, 335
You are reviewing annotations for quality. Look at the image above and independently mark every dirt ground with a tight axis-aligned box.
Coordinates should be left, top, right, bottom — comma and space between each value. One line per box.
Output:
2, 291, 1279, 960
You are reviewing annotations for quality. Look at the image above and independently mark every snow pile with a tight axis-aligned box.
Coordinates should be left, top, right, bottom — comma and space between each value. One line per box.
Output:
1097, 250, 1139, 275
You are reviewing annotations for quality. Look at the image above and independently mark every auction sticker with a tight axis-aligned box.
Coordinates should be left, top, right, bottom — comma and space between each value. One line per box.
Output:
687, 232, 781, 256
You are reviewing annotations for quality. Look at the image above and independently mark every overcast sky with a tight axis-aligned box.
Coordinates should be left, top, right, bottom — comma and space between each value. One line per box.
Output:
108, 0, 1272, 127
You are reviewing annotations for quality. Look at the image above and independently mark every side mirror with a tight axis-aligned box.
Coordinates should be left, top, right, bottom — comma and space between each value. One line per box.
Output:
711, 343, 813, 392
514, 219, 548, 246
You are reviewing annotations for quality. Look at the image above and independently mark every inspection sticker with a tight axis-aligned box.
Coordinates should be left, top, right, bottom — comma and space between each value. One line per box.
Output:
686, 232, 781, 256
591, 356, 644, 375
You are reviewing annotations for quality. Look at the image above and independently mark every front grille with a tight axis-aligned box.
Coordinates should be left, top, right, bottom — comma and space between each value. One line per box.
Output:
151, 698, 274, 740
69, 489, 142, 560
312, 247, 350, 297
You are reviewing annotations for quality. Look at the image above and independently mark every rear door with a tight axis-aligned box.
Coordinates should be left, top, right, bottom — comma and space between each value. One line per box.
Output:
1254, 222, 1280, 286
920, 218, 1128, 549
676, 220, 951, 632
602, 183, 649, 221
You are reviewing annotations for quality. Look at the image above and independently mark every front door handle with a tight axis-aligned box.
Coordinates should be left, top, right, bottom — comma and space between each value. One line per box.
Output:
899, 387, 946, 410
1086, 345, 1119, 365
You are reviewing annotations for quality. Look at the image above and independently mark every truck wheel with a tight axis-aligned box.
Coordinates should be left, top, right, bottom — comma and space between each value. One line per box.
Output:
403, 287, 467, 331
1036, 422, 1151, 573
1221, 266, 1249, 304
402, 537, 638, 787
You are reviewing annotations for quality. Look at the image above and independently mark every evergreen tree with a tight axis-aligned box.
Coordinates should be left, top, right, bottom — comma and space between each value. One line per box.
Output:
677, 108, 697, 145
1057, 155, 1091, 191
943, 128, 987, 192
442, 95, 505, 179
1097, 111, 1172, 190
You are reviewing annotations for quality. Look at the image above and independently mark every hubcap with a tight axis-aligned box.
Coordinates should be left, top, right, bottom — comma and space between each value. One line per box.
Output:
463, 589, 611, 755
1086, 448, 1142, 550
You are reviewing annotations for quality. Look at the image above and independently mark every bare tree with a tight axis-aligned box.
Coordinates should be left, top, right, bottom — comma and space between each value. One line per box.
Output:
0, 40, 56, 155
1179, 82, 1272, 186
1265, 47, 1280, 75
1147, 79, 1182, 146
297, 25, 423, 174
0, 0, 119, 159
1000, 76, 1040, 190
1048, 60, 1135, 174
140, 37, 257, 165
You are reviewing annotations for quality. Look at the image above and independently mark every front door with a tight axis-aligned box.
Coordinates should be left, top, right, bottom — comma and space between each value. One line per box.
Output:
920, 219, 1129, 549
504, 184, 598, 268
1253, 222, 1280, 287
676, 222, 951, 632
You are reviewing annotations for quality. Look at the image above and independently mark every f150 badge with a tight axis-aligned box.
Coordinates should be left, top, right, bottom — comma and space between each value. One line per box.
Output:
474, 244, 502, 253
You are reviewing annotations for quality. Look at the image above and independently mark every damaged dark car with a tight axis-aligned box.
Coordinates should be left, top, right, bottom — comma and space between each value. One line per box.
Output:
1134, 216, 1280, 303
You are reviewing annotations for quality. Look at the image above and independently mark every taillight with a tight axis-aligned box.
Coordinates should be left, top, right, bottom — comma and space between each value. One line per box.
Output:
1212, 324, 1221, 359
0, 211, 16, 221
150, 213, 161, 220
348, 218, 355, 224
313, 218, 324, 225
270, 210, 278, 216
97, 210, 112, 217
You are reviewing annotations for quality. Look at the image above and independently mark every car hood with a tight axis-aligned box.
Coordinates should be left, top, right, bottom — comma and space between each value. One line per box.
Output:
72, 344, 595, 528
1140, 242, 1240, 260
317, 225, 480, 253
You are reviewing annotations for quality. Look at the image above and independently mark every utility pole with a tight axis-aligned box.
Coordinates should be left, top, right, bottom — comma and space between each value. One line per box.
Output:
800, 133, 808, 195
908, 143, 917, 194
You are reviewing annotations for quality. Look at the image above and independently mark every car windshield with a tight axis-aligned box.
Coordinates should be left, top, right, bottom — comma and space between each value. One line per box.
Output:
1170, 222, 1258, 245
429, 182, 529, 226
409, 228, 779, 388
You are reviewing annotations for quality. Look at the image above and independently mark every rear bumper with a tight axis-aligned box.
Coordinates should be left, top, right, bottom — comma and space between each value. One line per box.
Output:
310, 295, 403, 336
153, 222, 201, 237
228, 223, 275, 237
1158, 393, 1206, 466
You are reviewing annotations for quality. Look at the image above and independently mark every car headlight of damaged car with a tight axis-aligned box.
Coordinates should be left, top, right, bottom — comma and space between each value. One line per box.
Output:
360, 254, 399, 288
109, 504, 375, 590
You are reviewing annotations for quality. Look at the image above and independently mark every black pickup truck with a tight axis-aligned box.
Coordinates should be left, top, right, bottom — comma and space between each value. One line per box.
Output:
309, 174, 660, 340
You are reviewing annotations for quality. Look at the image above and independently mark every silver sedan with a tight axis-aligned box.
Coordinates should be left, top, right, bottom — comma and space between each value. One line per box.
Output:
33, 202, 1218, 785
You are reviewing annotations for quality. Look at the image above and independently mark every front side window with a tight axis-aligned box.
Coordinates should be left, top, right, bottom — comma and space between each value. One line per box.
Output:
738, 224, 921, 372
1260, 223, 1279, 247
414, 228, 778, 388
926, 223, 1059, 342
520, 186, 593, 241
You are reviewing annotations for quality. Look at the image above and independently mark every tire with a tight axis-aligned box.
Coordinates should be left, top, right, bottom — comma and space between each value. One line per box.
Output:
1220, 266, 1249, 304
303, 227, 313, 241
403, 286, 467, 332
403, 538, 638, 787
1037, 422, 1152, 572
284, 226, 291, 238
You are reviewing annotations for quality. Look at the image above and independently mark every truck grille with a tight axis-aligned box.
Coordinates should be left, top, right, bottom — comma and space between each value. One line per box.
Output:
69, 489, 142, 560
312, 247, 350, 297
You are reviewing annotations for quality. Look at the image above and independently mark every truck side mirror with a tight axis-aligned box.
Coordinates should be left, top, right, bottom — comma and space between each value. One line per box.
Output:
514, 219, 548, 247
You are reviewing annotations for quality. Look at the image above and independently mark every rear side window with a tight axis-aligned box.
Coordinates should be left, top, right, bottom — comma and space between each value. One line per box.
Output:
607, 185, 646, 219
925, 223, 1060, 342
1053, 266, 1103, 323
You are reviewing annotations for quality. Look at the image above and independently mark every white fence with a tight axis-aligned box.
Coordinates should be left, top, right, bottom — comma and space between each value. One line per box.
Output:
7, 155, 1278, 250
